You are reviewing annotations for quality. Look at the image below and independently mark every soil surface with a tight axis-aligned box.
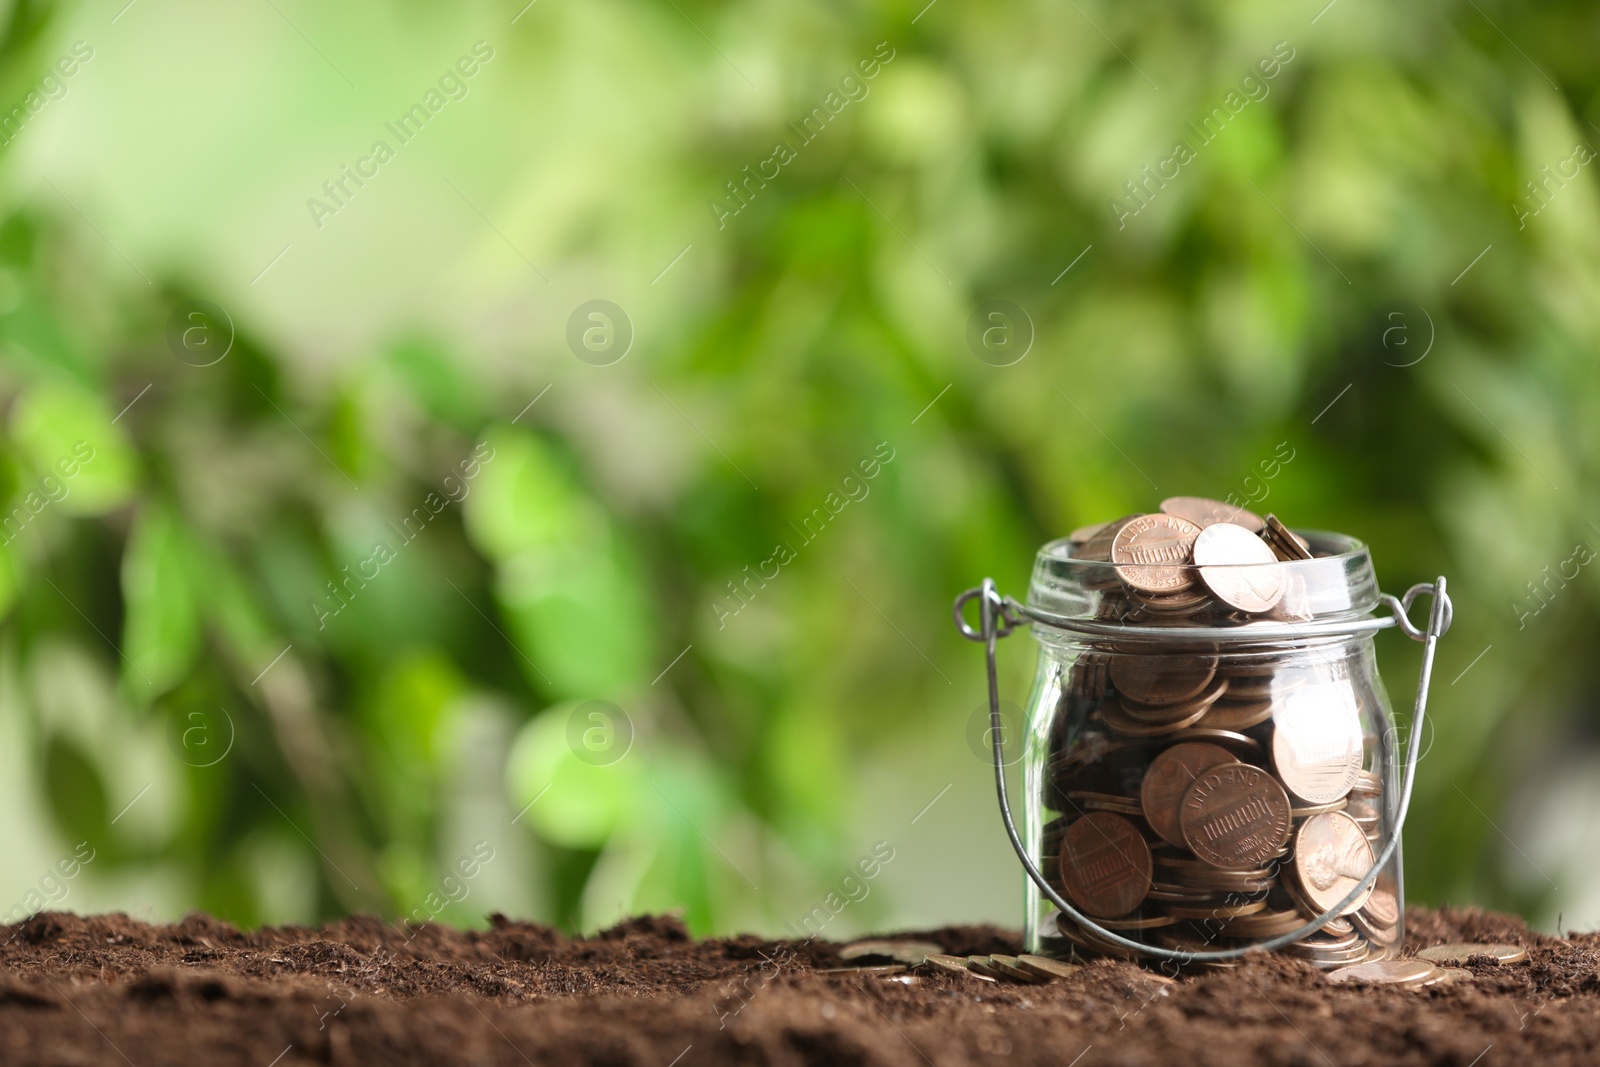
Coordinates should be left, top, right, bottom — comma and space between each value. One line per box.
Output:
0, 907, 1593, 1066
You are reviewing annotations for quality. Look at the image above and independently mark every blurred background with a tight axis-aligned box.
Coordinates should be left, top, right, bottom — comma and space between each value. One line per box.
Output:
0, 0, 1595, 940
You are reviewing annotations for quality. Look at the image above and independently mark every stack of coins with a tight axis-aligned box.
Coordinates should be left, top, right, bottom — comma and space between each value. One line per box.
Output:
1041, 498, 1402, 967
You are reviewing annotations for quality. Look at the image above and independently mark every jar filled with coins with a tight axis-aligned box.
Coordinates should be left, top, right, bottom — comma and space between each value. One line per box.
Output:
955, 498, 1452, 968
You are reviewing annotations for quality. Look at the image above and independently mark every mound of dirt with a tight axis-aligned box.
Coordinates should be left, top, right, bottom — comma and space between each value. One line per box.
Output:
0, 907, 1594, 1065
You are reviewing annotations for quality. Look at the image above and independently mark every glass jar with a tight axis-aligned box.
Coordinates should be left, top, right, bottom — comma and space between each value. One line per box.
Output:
956, 526, 1450, 968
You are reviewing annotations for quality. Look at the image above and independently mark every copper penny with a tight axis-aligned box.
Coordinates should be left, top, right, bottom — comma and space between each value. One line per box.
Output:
1110, 514, 1202, 594
1015, 954, 1081, 981
1160, 496, 1266, 532
1291, 812, 1375, 916
1179, 763, 1292, 869
1324, 959, 1437, 986
1192, 522, 1286, 613
1110, 652, 1218, 706
1100, 697, 1210, 737
1363, 886, 1400, 927
1140, 742, 1236, 848
1058, 812, 1153, 919
1199, 698, 1275, 732
1077, 515, 1138, 562
1262, 514, 1314, 561
1068, 520, 1108, 545
1271, 684, 1363, 805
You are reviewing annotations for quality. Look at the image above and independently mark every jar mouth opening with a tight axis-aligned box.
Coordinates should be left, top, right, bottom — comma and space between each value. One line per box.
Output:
1026, 526, 1382, 623
1037, 528, 1368, 572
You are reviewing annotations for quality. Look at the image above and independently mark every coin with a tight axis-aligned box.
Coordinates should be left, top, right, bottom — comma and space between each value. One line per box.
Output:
987, 955, 1047, 983
1100, 698, 1211, 737
1164, 727, 1262, 754
1179, 763, 1292, 869
1192, 523, 1287, 613
1222, 909, 1309, 939
1421, 966, 1473, 987
1068, 520, 1109, 545
839, 940, 946, 965
1166, 899, 1268, 921
819, 964, 907, 975
1119, 677, 1229, 724
1078, 515, 1138, 562
1199, 698, 1275, 732
1324, 959, 1437, 986
1110, 653, 1218, 706
1271, 685, 1363, 805
1015, 954, 1082, 981
1111, 514, 1203, 594
1289, 798, 1350, 818
1262, 514, 1314, 561
965, 956, 1008, 980
1058, 812, 1153, 918
923, 953, 974, 975
1160, 496, 1266, 532
1362, 887, 1399, 927
1064, 790, 1145, 818
1140, 742, 1237, 848
1291, 812, 1375, 916
1415, 943, 1528, 965
1095, 913, 1178, 930
1054, 916, 1142, 959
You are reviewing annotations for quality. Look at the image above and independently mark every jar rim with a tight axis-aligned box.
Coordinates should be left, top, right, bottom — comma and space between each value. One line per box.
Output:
1038, 527, 1369, 570
1026, 526, 1381, 623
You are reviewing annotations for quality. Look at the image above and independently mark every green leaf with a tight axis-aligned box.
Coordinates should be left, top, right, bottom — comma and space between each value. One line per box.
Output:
0, 536, 19, 621
121, 505, 201, 698
496, 546, 652, 697
9, 380, 137, 516
506, 704, 640, 850
462, 429, 594, 562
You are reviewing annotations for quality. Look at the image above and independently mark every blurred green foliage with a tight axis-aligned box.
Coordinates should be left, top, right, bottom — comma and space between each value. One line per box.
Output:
0, 0, 1597, 935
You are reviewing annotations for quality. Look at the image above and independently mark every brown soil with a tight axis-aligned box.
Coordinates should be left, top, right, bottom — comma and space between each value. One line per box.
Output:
0, 907, 1593, 1066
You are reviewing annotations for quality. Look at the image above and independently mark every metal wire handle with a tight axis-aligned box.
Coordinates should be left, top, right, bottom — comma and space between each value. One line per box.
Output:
954, 576, 1452, 964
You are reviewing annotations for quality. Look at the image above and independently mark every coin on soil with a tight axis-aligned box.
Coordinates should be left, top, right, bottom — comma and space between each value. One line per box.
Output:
1271, 684, 1363, 805
1179, 763, 1292, 869
987, 955, 1047, 983
1416, 943, 1528, 965
1324, 959, 1437, 987
1015, 955, 1081, 981
1058, 812, 1154, 918
1192, 522, 1286, 613
1160, 496, 1266, 532
1291, 812, 1375, 916
1111, 514, 1203, 594
964, 957, 1007, 980
1140, 742, 1237, 848
923, 953, 974, 975
839, 940, 946, 965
